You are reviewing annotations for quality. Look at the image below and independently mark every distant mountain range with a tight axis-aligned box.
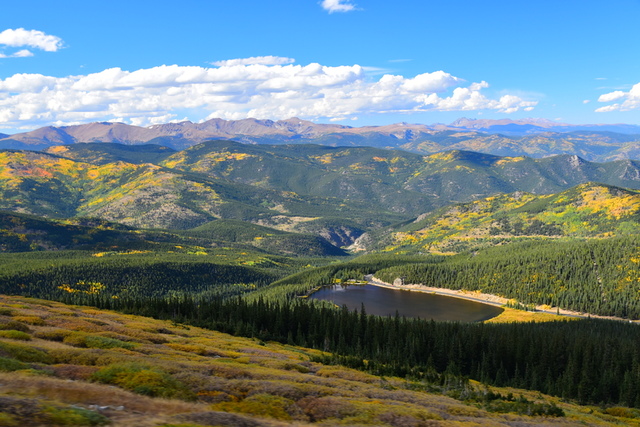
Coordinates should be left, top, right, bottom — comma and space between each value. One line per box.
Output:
3, 117, 640, 162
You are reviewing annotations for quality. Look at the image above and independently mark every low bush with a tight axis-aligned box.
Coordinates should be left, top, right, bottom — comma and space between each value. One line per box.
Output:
604, 406, 638, 418
91, 363, 195, 400
49, 348, 102, 366
51, 364, 99, 380
0, 342, 52, 364
33, 329, 72, 342
297, 396, 358, 421
212, 393, 301, 421
0, 330, 31, 341
12, 316, 45, 326
0, 356, 28, 372
43, 406, 109, 426
0, 321, 31, 333
0, 412, 18, 426
166, 343, 208, 355
63, 332, 135, 350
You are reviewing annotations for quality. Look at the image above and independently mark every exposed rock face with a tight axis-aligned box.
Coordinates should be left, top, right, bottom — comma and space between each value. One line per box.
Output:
347, 232, 376, 252
316, 226, 364, 248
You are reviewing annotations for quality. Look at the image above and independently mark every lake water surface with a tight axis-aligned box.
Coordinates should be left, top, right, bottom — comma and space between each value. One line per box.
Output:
309, 284, 503, 322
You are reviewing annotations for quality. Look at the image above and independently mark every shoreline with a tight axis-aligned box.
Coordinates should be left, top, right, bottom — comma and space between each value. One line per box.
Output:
366, 275, 637, 323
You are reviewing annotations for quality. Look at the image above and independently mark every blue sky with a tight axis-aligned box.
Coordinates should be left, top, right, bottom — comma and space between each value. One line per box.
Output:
0, 0, 639, 134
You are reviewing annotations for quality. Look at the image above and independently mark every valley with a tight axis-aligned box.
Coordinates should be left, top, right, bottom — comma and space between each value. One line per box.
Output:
3, 131, 640, 425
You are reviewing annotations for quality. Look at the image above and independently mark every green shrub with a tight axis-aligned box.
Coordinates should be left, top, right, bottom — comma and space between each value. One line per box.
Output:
49, 348, 102, 365
12, 316, 45, 326
91, 363, 194, 400
0, 321, 30, 333
34, 329, 72, 342
605, 407, 637, 418
84, 335, 135, 350
0, 330, 31, 341
0, 342, 52, 364
212, 393, 298, 421
0, 356, 28, 372
63, 333, 135, 350
44, 406, 109, 426
0, 412, 19, 427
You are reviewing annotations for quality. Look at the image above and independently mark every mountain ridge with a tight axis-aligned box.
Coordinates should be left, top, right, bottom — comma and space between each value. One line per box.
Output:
3, 117, 640, 162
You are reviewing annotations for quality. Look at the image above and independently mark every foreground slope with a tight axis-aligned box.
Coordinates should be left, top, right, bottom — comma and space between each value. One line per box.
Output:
1, 295, 636, 426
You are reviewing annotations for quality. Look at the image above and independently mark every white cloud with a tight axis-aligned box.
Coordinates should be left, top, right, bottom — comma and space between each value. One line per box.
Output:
321, 0, 357, 13
596, 83, 640, 112
0, 28, 63, 53
598, 90, 625, 103
0, 49, 34, 58
0, 60, 537, 130
211, 56, 295, 67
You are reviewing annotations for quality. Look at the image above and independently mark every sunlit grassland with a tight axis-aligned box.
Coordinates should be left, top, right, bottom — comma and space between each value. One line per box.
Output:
2, 295, 637, 426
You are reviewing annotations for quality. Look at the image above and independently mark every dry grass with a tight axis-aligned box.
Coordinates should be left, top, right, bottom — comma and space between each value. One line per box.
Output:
0, 295, 636, 426
0, 372, 201, 414
484, 307, 568, 323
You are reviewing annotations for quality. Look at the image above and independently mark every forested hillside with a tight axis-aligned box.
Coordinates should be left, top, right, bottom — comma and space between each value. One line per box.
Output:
361, 182, 640, 254
4, 142, 640, 239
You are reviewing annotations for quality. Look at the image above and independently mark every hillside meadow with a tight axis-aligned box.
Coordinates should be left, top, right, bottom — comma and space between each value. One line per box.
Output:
1, 295, 637, 426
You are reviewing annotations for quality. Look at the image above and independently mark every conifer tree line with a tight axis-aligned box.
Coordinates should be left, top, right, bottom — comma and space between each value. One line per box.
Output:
0, 252, 280, 300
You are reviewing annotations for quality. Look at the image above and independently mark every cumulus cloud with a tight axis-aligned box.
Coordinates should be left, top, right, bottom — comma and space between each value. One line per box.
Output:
0, 60, 537, 130
596, 84, 640, 112
211, 56, 295, 67
321, 0, 357, 13
0, 28, 63, 55
598, 90, 626, 103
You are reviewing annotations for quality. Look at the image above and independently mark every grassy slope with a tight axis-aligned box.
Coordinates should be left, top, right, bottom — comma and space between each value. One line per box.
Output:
0, 295, 636, 426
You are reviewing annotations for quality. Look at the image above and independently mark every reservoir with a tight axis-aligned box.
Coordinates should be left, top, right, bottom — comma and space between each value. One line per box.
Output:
309, 284, 503, 322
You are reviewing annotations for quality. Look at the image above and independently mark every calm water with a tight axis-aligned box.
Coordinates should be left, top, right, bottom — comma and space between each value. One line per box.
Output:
309, 284, 503, 322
